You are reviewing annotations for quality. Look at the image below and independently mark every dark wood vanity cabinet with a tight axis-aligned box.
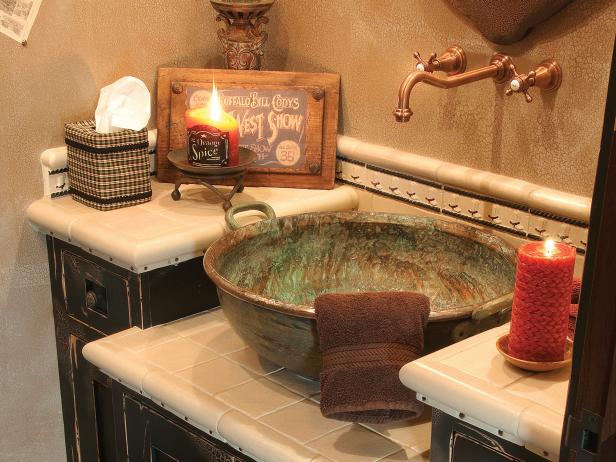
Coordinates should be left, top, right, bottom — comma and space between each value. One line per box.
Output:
46, 235, 219, 462
430, 410, 548, 462
114, 384, 253, 462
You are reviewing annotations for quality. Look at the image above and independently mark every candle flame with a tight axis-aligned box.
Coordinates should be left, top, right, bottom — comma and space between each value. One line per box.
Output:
545, 239, 555, 257
208, 82, 223, 122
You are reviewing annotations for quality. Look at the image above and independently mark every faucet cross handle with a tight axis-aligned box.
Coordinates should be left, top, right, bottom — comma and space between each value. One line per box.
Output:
413, 51, 438, 72
412, 46, 467, 75
505, 64, 534, 102
506, 59, 562, 103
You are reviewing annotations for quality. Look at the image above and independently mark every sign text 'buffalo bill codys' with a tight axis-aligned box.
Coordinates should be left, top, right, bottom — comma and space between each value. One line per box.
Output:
187, 87, 308, 169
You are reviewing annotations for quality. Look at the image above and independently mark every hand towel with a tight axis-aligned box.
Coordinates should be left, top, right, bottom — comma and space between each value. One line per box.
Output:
315, 291, 430, 424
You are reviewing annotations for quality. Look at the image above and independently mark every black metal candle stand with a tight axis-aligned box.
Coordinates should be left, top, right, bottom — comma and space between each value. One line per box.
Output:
167, 148, 257, 211
171, 171, 246, 211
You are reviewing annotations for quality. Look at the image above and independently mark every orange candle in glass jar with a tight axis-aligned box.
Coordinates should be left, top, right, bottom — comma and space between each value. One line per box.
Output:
185, 84, 239, 167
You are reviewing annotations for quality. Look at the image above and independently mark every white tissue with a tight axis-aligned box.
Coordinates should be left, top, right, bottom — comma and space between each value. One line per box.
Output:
95, 76, 151, 134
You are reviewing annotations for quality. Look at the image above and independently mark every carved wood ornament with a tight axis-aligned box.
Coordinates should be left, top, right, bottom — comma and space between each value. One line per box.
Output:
210, 0, 275, 70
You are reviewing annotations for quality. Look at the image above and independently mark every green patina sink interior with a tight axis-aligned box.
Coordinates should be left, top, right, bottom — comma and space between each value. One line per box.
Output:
204, 211, 517, 378
212, 212, 516, 317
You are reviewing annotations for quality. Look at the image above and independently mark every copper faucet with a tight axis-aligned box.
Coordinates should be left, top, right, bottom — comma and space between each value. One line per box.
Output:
394, 50, 513, 122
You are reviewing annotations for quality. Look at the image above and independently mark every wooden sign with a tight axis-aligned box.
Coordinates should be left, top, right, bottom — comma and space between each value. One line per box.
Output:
156, 68, 340, 189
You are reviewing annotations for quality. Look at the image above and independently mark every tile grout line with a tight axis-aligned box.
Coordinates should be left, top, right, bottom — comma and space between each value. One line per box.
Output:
221, 353, 283, 377
263, 373, 321, 399
256, 402, 352, 450
303, 423, 354, 446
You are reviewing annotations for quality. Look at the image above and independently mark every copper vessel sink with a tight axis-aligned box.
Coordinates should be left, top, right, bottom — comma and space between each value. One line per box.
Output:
204, 205, 516, 379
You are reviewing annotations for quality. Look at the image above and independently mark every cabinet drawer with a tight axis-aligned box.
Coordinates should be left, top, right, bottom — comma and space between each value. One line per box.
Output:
61, 250, 134, 334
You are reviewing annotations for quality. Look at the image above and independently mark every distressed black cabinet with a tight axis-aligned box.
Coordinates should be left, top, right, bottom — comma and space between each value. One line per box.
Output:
46, 236, 219, 461
114, 384, 253, 462
430, 410, 548, 462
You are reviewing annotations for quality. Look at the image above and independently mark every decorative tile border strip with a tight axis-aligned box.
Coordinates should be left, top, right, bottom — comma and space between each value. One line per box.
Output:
336, 156, 588, 254
337, 135, 591, 224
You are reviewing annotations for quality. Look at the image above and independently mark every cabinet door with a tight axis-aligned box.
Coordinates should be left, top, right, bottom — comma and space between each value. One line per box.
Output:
54, 326, 116, 462
430, 410, 547, 462
122, 394, 250, 462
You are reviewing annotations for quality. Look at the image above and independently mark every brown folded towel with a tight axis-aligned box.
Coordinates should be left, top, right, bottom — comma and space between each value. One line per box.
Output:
315, 291, 430, 424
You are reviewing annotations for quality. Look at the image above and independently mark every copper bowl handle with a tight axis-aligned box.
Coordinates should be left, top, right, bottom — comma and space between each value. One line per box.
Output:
225, 201, 276, 230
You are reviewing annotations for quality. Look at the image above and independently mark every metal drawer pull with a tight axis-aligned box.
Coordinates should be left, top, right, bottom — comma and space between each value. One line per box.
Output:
85, 279, 108, 316
85, 290, 98, 309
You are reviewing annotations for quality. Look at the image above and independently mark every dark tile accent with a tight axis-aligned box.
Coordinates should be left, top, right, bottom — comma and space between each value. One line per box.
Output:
443, 185, 528, 212
337, 177, 366, 190
441, 209, 528, 237
488, 222, 529, 238
365, 163, 443, 189
365, 185, 440, 212
51, 190, 71, 199
440, 208, 521, 232
336, 155, 366, 167
529, 208, 589, 228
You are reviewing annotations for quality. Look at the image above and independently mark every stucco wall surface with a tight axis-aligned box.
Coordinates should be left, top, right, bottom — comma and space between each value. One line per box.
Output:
0, 1, 613, 460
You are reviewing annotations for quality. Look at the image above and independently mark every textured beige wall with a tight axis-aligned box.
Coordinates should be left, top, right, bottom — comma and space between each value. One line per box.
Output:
266, 0, 615, 198
0, 1, 222, 460
0, 0, 613, 460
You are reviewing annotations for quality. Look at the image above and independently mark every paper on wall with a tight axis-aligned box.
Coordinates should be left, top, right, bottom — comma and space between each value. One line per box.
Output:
0, 0, 43, 44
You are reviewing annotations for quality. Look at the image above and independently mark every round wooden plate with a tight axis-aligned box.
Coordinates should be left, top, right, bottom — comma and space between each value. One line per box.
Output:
496, 334, 573, 372
168, 147, 257, 176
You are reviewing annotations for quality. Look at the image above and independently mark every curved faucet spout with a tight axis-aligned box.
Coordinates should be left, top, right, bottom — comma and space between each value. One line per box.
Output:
394, 53, 512, 123
394, 71, 451, 122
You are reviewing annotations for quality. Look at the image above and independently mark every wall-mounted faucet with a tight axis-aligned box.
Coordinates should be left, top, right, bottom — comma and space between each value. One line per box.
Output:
394, 46, 562, 122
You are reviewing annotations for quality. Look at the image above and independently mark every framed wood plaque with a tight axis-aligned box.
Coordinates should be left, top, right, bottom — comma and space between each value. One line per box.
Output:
156, 68, 340, 189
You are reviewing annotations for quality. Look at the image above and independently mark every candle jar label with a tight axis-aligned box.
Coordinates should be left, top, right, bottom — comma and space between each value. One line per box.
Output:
187, 125, 229, 167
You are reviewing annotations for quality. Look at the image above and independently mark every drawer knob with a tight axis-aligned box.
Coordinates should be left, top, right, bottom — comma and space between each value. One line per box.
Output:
85, 290, 98, 309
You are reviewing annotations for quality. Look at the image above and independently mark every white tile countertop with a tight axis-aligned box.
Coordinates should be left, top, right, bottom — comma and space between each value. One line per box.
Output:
26, 181, 359, 272
83, 308, 431, 462
399, 324, 570, 461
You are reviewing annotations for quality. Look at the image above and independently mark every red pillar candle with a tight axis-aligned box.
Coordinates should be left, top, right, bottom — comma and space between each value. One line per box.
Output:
185, 84, 239, 167
508, 240, 576, 362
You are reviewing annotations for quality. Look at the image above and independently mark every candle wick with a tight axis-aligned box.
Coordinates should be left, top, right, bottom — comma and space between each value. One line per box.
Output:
545, 239, 555, 257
